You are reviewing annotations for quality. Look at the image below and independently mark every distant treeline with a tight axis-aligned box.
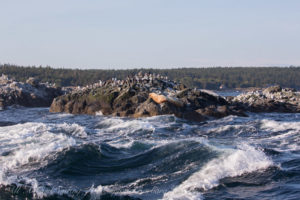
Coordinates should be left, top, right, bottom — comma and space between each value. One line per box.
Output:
1, 64, 300, 89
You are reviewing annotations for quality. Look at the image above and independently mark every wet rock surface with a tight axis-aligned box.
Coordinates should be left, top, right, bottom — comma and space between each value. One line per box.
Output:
0, 74, 63, 109
228, 85, 300, 113
50, 73, 245, 122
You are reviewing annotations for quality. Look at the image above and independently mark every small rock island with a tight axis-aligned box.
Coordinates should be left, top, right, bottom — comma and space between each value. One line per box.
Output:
229, 85, 300, 113
50, 72, 245, 122
0, 74, 62, 109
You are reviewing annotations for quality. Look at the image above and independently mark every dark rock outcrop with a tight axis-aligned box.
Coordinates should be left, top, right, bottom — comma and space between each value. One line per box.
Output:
0, 74, 63, 109
50, 75, 245, 122
229, 85, 300, 113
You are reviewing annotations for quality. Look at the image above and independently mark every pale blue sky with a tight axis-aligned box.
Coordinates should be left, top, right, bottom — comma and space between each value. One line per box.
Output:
0, 0, 299, 69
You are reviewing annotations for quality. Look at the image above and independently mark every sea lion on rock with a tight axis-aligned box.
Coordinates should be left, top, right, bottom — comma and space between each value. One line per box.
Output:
149, 93, 168, 104
149, 93, 184, 107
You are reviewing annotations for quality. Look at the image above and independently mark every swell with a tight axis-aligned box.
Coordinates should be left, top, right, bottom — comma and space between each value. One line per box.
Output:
1, 138, 220, 199
1, 108, 300, 200
163, 144, 273, 200
38, 140, 218, 178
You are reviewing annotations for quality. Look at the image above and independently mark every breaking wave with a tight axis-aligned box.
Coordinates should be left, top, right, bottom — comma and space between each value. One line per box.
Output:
0, 107, 300, 199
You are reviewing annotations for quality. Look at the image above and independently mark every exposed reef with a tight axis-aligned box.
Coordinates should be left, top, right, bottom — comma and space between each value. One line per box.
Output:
50, 73, 245, 122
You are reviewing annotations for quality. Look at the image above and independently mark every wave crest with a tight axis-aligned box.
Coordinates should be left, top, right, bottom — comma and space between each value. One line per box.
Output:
163, 144, 273, 200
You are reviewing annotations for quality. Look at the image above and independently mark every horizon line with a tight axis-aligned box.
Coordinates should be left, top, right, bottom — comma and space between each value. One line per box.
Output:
1, 63, 300, 70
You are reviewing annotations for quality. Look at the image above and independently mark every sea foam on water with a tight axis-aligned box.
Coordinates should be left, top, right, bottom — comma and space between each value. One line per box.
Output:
0, 107, 299, 200
163, 144, 273, 200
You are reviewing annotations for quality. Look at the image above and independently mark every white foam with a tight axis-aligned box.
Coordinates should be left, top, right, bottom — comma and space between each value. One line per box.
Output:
95, 115, 189, 142
0, 122, 76, 185
23, 177, 46, 198
108, 139, 137, 149
106, 120, 154, 132
48, 112, 73, 119
163, 144, 272, 200
207, 124, 244, 134
96, 117, 156, 137
88, 184, 145, 200
15, 176, 75, 199
259, 119, 300, 151
89, 185, 104, 200
261, 119, 300, 132
95, 111, 103, 116
52, 122, 88, 138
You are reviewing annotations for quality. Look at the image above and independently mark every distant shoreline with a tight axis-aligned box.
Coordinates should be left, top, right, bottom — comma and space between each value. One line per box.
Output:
1, 64, 300, 90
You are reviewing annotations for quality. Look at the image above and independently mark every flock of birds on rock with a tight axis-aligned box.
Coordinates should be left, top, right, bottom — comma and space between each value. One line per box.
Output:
73, 72, 173, 92
1, 72, 180, 98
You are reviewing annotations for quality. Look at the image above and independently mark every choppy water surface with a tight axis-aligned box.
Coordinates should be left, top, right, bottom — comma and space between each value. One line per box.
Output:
1, 107, 300, 200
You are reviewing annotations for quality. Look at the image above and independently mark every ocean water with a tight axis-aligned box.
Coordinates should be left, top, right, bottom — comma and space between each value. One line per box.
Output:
0, 107, 300, 200
214, 90, 243, 97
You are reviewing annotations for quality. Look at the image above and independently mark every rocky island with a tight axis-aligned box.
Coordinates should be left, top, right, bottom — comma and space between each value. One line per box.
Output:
2, 72, 300, 121
0, 74, 63, 110
50, 72, 246, 122
229, 85, 300, 113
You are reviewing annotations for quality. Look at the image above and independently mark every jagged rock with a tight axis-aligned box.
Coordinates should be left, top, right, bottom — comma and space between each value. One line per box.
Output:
50, 74, 245, 122
0, 74, 63, 109
26, 77, 39, 87
166, 96, 184, 107
229, 85, 300, 113
263, 85, 282, 94
134, 98, 162, 117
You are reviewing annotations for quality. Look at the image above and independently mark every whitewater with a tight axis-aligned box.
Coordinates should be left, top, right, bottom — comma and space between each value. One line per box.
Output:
1, 106, 300, 200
